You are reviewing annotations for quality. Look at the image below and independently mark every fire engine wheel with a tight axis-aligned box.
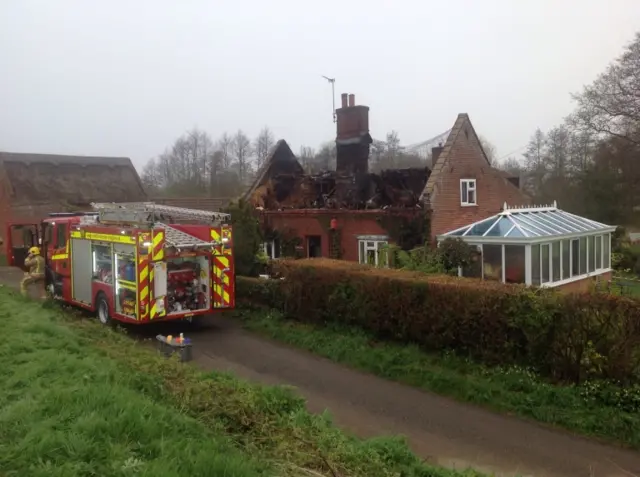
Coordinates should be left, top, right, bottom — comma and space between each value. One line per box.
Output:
96, 294, 112, 326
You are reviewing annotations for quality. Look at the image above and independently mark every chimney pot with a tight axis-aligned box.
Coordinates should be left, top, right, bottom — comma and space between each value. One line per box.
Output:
348, 94, 355, 107
340, 93, 348, 108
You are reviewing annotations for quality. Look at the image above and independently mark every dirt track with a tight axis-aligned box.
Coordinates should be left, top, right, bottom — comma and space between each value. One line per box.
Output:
2, 266, 640, 477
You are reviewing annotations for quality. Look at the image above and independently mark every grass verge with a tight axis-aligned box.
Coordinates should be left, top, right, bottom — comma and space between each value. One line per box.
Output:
235, 306, 640, 449
0, 288, 484, 477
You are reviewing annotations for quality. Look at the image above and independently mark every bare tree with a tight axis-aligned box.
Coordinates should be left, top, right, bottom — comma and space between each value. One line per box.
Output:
208, 150, 223, 197
232, 129, 253, 183
570, 31, 640, 145
185, 128, 213, 189
497, 157, 524, 176
140, 158, 163, 193
299, 146, 315, 173
314, 141, 337, 171
478, 135, 497, 164
217, 133, 233, 170
385, 131, 403, 168
370, 139, 387, 170
545, 125, 571, 177
254, 126, 275, 169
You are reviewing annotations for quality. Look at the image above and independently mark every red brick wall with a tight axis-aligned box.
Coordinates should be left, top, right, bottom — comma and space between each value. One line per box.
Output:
336, 104, 369, 141
430, 123, 530, 239
556, 271, 612, 293
263, 210, 404, 262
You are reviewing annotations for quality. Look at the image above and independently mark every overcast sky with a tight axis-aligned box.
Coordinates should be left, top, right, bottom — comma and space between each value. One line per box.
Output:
2, 0, 639, 170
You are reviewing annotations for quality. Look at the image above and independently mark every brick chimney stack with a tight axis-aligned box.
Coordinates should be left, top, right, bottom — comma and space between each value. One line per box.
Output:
335, 93, 372, 175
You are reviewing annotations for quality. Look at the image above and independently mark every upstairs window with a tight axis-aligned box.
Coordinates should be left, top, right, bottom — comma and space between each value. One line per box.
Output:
460, 179, 477, 206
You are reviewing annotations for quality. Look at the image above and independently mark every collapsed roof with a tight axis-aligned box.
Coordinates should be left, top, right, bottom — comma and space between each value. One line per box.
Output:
243, 140, 429, 211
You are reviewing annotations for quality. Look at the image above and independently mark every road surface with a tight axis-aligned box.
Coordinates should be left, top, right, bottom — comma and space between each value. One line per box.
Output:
1, 266, 639, 477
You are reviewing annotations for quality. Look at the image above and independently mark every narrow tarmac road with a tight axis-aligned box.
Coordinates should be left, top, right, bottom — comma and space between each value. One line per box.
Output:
183, 316, 640, 477
2, 267, 639, 477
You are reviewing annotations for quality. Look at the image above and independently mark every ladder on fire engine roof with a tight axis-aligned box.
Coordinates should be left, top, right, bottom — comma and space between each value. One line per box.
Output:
87, 202, 230, 249
155, 222, 213, 249
90, 202, 230, 226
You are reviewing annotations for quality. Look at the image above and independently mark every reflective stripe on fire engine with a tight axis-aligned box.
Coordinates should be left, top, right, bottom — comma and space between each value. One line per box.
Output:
152, 230, 164, 261
211, 228, 221, 243
150, 300, 166, 319
70, 230, 136, 244
138, 256, 149, 319
213, 255, 230, 307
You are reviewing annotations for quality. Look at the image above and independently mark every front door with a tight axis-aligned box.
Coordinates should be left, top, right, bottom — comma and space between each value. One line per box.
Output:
6, 223, 40, 270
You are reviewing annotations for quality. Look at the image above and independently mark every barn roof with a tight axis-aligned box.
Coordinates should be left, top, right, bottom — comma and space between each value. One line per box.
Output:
0, 152, 147, 208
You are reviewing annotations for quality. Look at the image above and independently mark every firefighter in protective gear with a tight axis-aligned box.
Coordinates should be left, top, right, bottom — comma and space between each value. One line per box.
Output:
21, 246, 46, 298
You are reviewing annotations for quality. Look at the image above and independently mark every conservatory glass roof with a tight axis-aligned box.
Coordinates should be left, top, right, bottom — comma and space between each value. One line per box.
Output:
444, 203, 613, 239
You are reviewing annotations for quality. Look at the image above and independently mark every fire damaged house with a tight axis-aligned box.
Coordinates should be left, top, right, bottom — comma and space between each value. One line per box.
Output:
242, 93, 527, 265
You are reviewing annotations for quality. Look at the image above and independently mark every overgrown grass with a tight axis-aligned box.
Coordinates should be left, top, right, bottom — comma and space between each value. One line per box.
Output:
0, 289, 484, 477
235, 306, 640, 449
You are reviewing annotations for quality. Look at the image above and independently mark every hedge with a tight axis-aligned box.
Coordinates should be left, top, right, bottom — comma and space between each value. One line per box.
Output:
237, 259, 640, 384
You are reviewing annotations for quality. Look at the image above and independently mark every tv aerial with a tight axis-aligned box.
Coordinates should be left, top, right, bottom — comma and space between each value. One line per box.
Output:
321, 75, 336, 123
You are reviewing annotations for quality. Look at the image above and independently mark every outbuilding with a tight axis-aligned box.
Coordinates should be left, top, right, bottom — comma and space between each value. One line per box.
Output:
438, 202, 615, 292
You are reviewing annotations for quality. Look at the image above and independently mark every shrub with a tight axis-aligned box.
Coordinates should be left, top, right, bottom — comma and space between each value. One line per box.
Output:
387, 238, 476, 276
245, 259, 640, 384
224, 199, 263, 276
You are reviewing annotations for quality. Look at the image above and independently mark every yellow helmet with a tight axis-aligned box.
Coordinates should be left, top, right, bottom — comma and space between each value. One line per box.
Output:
28, 246, 41, 255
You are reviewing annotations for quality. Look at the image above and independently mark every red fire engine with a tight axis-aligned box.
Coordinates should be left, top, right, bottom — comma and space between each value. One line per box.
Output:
5, 202, 235, 325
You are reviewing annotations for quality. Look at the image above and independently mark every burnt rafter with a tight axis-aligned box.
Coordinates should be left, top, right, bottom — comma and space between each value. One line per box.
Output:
253, 167, 430, 211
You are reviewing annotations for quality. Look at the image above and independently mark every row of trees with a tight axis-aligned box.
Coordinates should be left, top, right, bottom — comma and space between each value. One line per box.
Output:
499, 31, 640, 226
141, 128, 275, 197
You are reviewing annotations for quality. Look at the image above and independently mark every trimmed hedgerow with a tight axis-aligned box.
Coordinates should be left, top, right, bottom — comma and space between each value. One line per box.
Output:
238, 259, 640, 384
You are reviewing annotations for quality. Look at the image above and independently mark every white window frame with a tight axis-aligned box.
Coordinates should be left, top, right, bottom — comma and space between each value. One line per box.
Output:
357, 235, 389, 267
527, 233, 612, 288
460, 179, 477, 206
262, 240, 280, 260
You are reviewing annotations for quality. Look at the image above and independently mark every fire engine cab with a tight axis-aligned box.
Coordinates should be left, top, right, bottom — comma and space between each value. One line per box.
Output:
5, 202, 235, 325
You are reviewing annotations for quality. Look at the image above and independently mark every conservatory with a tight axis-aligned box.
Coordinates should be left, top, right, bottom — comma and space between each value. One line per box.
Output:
437, 202, 616, 288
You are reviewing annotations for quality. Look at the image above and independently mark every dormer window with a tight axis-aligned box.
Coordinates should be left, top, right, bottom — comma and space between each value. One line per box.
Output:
460, 179, 477, 206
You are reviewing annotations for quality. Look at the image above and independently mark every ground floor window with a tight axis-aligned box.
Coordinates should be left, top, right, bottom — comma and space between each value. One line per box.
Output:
357, 236, 389, 267
461, 232, 611, 287
263, 239, 281, 259
528, 233, 611, 287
